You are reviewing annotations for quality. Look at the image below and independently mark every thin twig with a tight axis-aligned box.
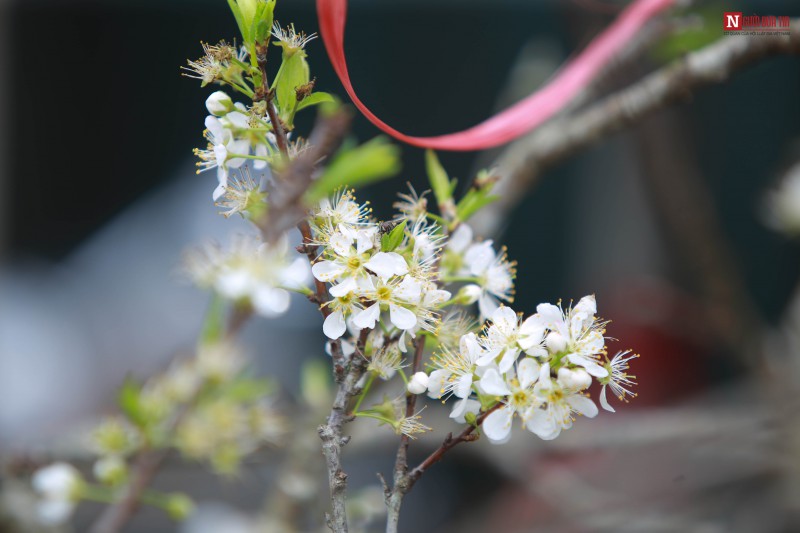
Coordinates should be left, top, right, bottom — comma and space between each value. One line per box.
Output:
473, 21, 800, 235
384, 402, 503, 533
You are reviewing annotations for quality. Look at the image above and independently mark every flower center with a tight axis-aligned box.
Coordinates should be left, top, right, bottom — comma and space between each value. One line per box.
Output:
347, 256, 362, 270
376, 286, 392, 301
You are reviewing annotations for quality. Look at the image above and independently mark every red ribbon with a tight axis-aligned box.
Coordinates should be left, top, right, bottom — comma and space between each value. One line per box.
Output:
316, 0, 675, 151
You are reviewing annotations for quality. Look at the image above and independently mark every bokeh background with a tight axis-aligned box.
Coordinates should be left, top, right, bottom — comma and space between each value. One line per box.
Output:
1, 0, 800, 531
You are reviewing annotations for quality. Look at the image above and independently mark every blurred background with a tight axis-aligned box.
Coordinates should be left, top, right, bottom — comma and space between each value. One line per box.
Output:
1, 0, 800, 531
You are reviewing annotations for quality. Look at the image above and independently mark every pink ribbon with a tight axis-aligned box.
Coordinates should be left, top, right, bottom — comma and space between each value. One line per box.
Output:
317, 0, 675, 151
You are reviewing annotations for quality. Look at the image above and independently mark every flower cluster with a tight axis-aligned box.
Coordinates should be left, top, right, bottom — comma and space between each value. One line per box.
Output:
309, 191, 452, 350
184, 233, 310, 318
418, 295, 638, 443
194, 91, 278, 200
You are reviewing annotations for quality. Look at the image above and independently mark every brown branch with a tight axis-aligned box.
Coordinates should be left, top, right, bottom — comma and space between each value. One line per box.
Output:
319, 328, 371, 533
473, 20, 800, 235
384, 401, 503, 533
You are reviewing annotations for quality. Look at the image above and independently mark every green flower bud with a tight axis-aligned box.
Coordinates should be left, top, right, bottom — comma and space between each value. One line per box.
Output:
93, 456, 128, 487
164, 492, 195, 521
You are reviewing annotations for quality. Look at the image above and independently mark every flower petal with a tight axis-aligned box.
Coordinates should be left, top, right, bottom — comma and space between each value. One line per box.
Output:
599, 384, 616, 413
353, 302, 380, 329
482, 406, 513, 443
567, 394, 598, 418
517, 358, 540, 389
389, 304, 417, 331
364, 252, 409, 279
478, 368, 511, 396
323, 310, 347, 340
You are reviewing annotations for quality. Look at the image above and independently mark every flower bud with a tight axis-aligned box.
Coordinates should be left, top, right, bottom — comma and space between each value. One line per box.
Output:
545, 332, 567, 354
557, 367, 592, 390
407, 372, 429, 395
206, 91, 233, 116
164, 492, 195, 521
93, 456, 128, 486
457, 284, 482, 305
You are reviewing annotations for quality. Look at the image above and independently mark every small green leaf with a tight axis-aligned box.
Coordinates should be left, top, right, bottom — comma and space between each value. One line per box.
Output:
306, 137, 401, 202
381, 220, 407, 251
200, 295, 225, 345
273, 51, 310, 119
425, 150, 452, 207
296, 92, 336, 112
227, 0, 249, 44
456, 191, 500, 222
118, 377, 147, 428
253, 0, 276, 42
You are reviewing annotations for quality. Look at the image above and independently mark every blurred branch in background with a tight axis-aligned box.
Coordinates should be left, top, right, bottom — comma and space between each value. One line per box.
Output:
473, 19, 800, 236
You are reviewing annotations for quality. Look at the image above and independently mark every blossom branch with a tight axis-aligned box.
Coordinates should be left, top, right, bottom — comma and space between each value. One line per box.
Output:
474, 20, 800, 235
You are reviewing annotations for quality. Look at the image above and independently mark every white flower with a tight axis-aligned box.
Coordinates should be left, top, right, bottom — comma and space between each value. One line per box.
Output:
477, 306, 545, 372
598, 350, 639, 412
527, 363, 599, 440
464, 242, 516, 319
479, 358, 541, 444
449, 397, 481, 424
322, 289, 364, 340
352, 275, 421, 331
437, 311, 479, 351
271, 21, 317, 50
185, 234, 309, 318
393, 184, 429, 221
310, 189, 371, 242
407, 372, 429, 395
215, 168, 264, 219
525, 295, 608, 377
32, 463, 83, 525
368, 345, 405, 380
311, 225, 383, 283
427, 332, 483, 400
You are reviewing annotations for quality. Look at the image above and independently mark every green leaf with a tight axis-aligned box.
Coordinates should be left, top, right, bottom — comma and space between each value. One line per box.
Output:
306, 137, 401, 202
273, 51, 310, 119
253, 0, 276, 42
381, 220, 407, 252
227, 0, 249, 44
118, 377, 147, 428
296, 92, 336, 112
425, 150, 453, 208
200, 295, 225, 345
456, 191, 500, 222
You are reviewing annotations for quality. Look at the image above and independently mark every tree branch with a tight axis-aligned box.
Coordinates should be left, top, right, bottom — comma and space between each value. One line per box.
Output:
319, 328, 371, 533
473, 21, 800, 235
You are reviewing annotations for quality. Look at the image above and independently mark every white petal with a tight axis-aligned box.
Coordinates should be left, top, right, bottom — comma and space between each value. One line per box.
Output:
482, 406, 513, 443
599, 385, 616, 413
205, 115, 226, 139
389, 304, 417, 331
447, 224, 473, 253
454, 373, 473, 399
518, 316, 546, 351
573, 294, 597, 317
567, 394, 598, 418
281, 257, 311, 289
478, 293, 498, 320
353, 303, 381, 330
490, 306, 518, 334
364, 252, 409, 279
215, 269, 253, 299
534, 303, 566, 335
423, 289, 451, 307
567, 353, 609, 378
464, 241, 495, 275
497, 347, 520, 374
526, 409, 561, 440
478, 368, 511, 396
212, 183, 226, 201
323, 310, 347, 340
394, 276, 423, 304
450, 398, 480, 424
329, 231, 353, 257
407, 372, 429, 395
427, 369, 448, 399
225, 110, 250, 129
475, 347, 501, 367
311, 260, 345, 282
329, 276, 358, 298
252, 286, 290, 316
517, 358, 540, 388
